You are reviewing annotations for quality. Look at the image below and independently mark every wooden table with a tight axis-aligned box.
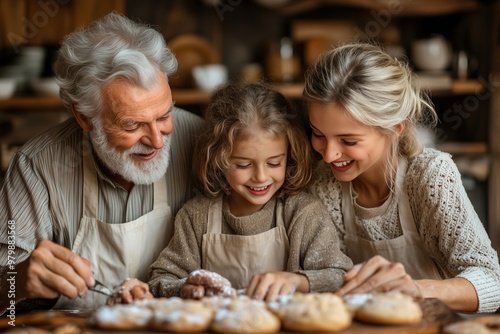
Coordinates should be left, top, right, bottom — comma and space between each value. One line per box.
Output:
1, 299, 498, 334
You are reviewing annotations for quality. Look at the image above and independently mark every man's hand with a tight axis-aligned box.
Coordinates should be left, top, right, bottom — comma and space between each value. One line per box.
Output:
17, 240, 94, 301
246, 272, 309, 302
336, 255, 421, 298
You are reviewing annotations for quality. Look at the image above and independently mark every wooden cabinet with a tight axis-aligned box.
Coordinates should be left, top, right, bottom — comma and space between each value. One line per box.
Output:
0, 0, 124, 49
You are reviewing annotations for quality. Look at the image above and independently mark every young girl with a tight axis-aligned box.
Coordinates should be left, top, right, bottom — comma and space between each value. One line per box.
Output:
303, 43, 500, 313
148, 82, 352, 302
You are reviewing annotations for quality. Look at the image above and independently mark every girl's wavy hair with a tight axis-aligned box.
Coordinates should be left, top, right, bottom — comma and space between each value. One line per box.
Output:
303, 42, 437, 193
54, 12, 177, 119
193, 82, 314, 197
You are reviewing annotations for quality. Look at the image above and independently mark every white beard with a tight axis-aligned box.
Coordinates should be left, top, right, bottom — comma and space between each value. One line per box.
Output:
89, 118, 171, 185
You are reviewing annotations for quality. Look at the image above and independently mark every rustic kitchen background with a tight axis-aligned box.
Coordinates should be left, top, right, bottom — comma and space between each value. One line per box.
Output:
0, 0, 499, 253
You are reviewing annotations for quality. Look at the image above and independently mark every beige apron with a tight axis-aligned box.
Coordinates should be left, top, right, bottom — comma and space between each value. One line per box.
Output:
202, 196, 290, 289
342, 158, 442, 280
54, 151, 174, 309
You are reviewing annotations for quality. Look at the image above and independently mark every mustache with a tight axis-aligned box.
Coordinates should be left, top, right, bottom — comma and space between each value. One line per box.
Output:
127, 144, 156, 155
125, 134, 171, 155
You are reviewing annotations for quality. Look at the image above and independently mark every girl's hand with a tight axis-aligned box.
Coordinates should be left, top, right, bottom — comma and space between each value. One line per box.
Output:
106, 278, 153, 305
180, 283, 206, 299
246, 272, 309, 302
336, 255, 422, 298
180, 269, 235, 299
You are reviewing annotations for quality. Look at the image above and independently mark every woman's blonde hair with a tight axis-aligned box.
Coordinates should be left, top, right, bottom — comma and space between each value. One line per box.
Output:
303, 42, 437, 192
193, 82, 314, 197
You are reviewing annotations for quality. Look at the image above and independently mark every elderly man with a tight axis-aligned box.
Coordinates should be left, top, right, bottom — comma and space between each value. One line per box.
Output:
0, 13, 203, 312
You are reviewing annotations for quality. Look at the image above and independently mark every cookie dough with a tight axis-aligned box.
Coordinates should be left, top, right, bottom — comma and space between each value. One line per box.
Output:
150, 299, 214, 333
273, 292, 352, 332
211, 296, 280, 334
343, 293, 373, 314
442, 320, 493, 334
183, 269, 235, 299
355, 291, 422, 326
94, 304, 153, 330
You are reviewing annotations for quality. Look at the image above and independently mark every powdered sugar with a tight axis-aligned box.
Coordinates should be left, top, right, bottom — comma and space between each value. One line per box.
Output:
95, 304, 153, 327
186, 269, 235, 298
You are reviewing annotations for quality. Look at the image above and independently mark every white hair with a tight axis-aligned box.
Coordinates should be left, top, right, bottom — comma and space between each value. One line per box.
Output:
54, 12, 177, 119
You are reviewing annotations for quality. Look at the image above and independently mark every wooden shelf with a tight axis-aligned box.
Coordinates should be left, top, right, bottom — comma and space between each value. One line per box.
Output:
172, 89, 212, 105
0, 80, 487, 108
430, 80, 487, 97
174, 84, 305, 103
450, 80, 487, 95
169, 79, 486, 103
272, 0, 479, 16
0, 96, 64, 109
276, 83, 305, 99
0, 90, 214, 109
436, 142, 488, 155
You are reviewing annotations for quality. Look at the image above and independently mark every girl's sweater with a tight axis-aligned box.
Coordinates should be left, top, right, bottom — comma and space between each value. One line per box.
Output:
149, 192, 353, 297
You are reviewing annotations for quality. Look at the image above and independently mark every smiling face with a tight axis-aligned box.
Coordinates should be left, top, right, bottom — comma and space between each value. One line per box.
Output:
224, 132, 288, 217
89, 73, 174, 188
308, 102, 392, 185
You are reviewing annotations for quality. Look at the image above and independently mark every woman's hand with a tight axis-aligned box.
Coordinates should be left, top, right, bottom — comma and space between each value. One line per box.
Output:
106, 278, 153, 305
336, 255, 422, 298
246, 272, 309, 302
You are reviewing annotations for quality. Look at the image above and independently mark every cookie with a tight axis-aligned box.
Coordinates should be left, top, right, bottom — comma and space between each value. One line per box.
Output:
51, 324, 83, 334
183, 269, 236, 298
487, 317, 500, 329
267, 293, 293, 314
211, 297, 280, 334
343, 293, 373, 314
355, 291, 422, 326
202, 295, 237, 311
94, 304, 153, 330
138, 296, 184, 309
273, 292, 352, 332
442, 320, 493, 334
150, 299, 214, 333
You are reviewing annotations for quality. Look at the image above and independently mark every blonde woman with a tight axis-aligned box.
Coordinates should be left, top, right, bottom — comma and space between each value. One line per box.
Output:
304, 43, 500, 313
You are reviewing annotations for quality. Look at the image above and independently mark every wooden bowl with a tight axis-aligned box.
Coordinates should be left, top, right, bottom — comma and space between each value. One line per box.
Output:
168, 34, 219, 89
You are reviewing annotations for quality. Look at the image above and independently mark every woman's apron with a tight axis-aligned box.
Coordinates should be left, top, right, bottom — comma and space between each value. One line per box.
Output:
202, 196, 290, 289
341, 158, 442, 280
54, 151, 174, 309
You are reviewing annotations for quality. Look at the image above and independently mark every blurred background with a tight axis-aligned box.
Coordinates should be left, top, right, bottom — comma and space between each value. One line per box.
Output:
0, 0, 499, 252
